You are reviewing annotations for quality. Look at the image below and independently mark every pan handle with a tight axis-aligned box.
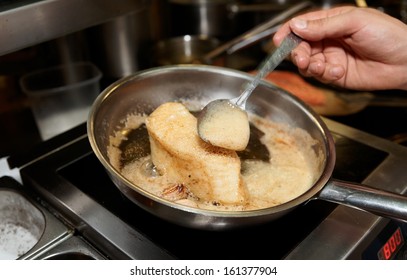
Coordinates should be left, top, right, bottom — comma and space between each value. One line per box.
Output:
318, 179, 407, 222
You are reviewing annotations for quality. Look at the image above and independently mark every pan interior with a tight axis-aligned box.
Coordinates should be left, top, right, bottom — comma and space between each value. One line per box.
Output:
88, 65, 333, 216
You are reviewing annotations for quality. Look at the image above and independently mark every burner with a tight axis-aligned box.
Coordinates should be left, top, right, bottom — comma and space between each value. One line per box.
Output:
15, 120, 407, 259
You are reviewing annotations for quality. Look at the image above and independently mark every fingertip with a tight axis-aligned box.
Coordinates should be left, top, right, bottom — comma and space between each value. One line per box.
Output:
291, 49, 309, 70
309, 61, 325, 76
272, 32, 285, 46
328, 65, 345, 80
273, 23, 293, 46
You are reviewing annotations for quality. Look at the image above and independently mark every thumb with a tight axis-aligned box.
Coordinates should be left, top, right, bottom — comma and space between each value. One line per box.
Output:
289, 15, 355, 41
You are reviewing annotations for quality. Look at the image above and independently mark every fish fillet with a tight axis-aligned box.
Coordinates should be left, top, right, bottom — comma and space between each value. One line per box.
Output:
145, 102, 246, 205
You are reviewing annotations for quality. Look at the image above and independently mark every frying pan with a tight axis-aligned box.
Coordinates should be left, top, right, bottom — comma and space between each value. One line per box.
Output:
88, 65, 407, 230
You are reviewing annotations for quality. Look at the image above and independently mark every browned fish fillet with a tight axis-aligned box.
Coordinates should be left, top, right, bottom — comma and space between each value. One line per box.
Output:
145, 102, 247, 205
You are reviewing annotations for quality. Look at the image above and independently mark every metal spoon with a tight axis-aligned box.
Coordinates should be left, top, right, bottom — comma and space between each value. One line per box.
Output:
197, 32, 302, 150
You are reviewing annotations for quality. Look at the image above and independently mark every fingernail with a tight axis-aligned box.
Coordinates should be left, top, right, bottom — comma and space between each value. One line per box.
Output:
291, 18, 307, 30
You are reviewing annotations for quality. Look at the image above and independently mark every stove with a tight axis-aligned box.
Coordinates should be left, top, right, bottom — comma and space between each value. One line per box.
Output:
8, 118, 407, 259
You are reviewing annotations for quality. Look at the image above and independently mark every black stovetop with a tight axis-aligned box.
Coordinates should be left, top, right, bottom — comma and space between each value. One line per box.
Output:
13, 119, 403, 259
52, 127, 387, 259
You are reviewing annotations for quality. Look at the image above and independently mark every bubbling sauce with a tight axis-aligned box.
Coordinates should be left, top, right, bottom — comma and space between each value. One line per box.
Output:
107, 104, 324, 211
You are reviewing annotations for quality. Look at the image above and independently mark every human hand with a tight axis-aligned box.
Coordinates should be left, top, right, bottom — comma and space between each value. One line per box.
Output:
273, 6, 407, 91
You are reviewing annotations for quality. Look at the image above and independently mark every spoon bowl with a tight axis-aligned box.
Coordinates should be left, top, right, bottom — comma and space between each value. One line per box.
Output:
198, 99, 250, 151
197, 32, 302, 150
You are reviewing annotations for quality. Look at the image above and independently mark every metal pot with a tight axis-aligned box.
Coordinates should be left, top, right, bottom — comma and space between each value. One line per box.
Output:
152, 35, 222, 66
151, 34, 257, 69
167, 0, 314, 39
87, 1, 162, 79
168, 0, 245, 40
153, 2, 313, 68
88, 65, 407, 230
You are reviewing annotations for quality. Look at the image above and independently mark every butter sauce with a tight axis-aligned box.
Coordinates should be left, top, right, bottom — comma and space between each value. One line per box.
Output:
107, 105, 323, 211
197, 99, 250, 151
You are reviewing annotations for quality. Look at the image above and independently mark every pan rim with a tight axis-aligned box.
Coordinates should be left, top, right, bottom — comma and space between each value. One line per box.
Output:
87, 64, 337, 219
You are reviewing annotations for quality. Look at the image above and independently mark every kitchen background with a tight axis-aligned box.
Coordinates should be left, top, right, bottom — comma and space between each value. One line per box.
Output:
1, 0, 407, 261
0, 0, 407, 158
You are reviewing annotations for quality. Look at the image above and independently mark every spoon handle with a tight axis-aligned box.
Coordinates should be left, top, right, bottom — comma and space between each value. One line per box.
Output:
233, 32, 302, 109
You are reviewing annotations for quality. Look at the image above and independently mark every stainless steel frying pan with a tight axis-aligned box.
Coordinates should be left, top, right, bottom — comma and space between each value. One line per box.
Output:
87, 65, 407, 230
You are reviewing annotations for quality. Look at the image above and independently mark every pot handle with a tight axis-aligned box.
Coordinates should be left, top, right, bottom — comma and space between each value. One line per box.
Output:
318, 179, 407, 222
203, 1, 314, 62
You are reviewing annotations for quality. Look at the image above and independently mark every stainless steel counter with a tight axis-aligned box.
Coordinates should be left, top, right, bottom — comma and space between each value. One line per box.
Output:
0, 0, 148, 56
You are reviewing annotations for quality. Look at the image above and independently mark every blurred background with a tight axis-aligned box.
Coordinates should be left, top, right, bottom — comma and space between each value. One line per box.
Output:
1, 0, 407, 158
